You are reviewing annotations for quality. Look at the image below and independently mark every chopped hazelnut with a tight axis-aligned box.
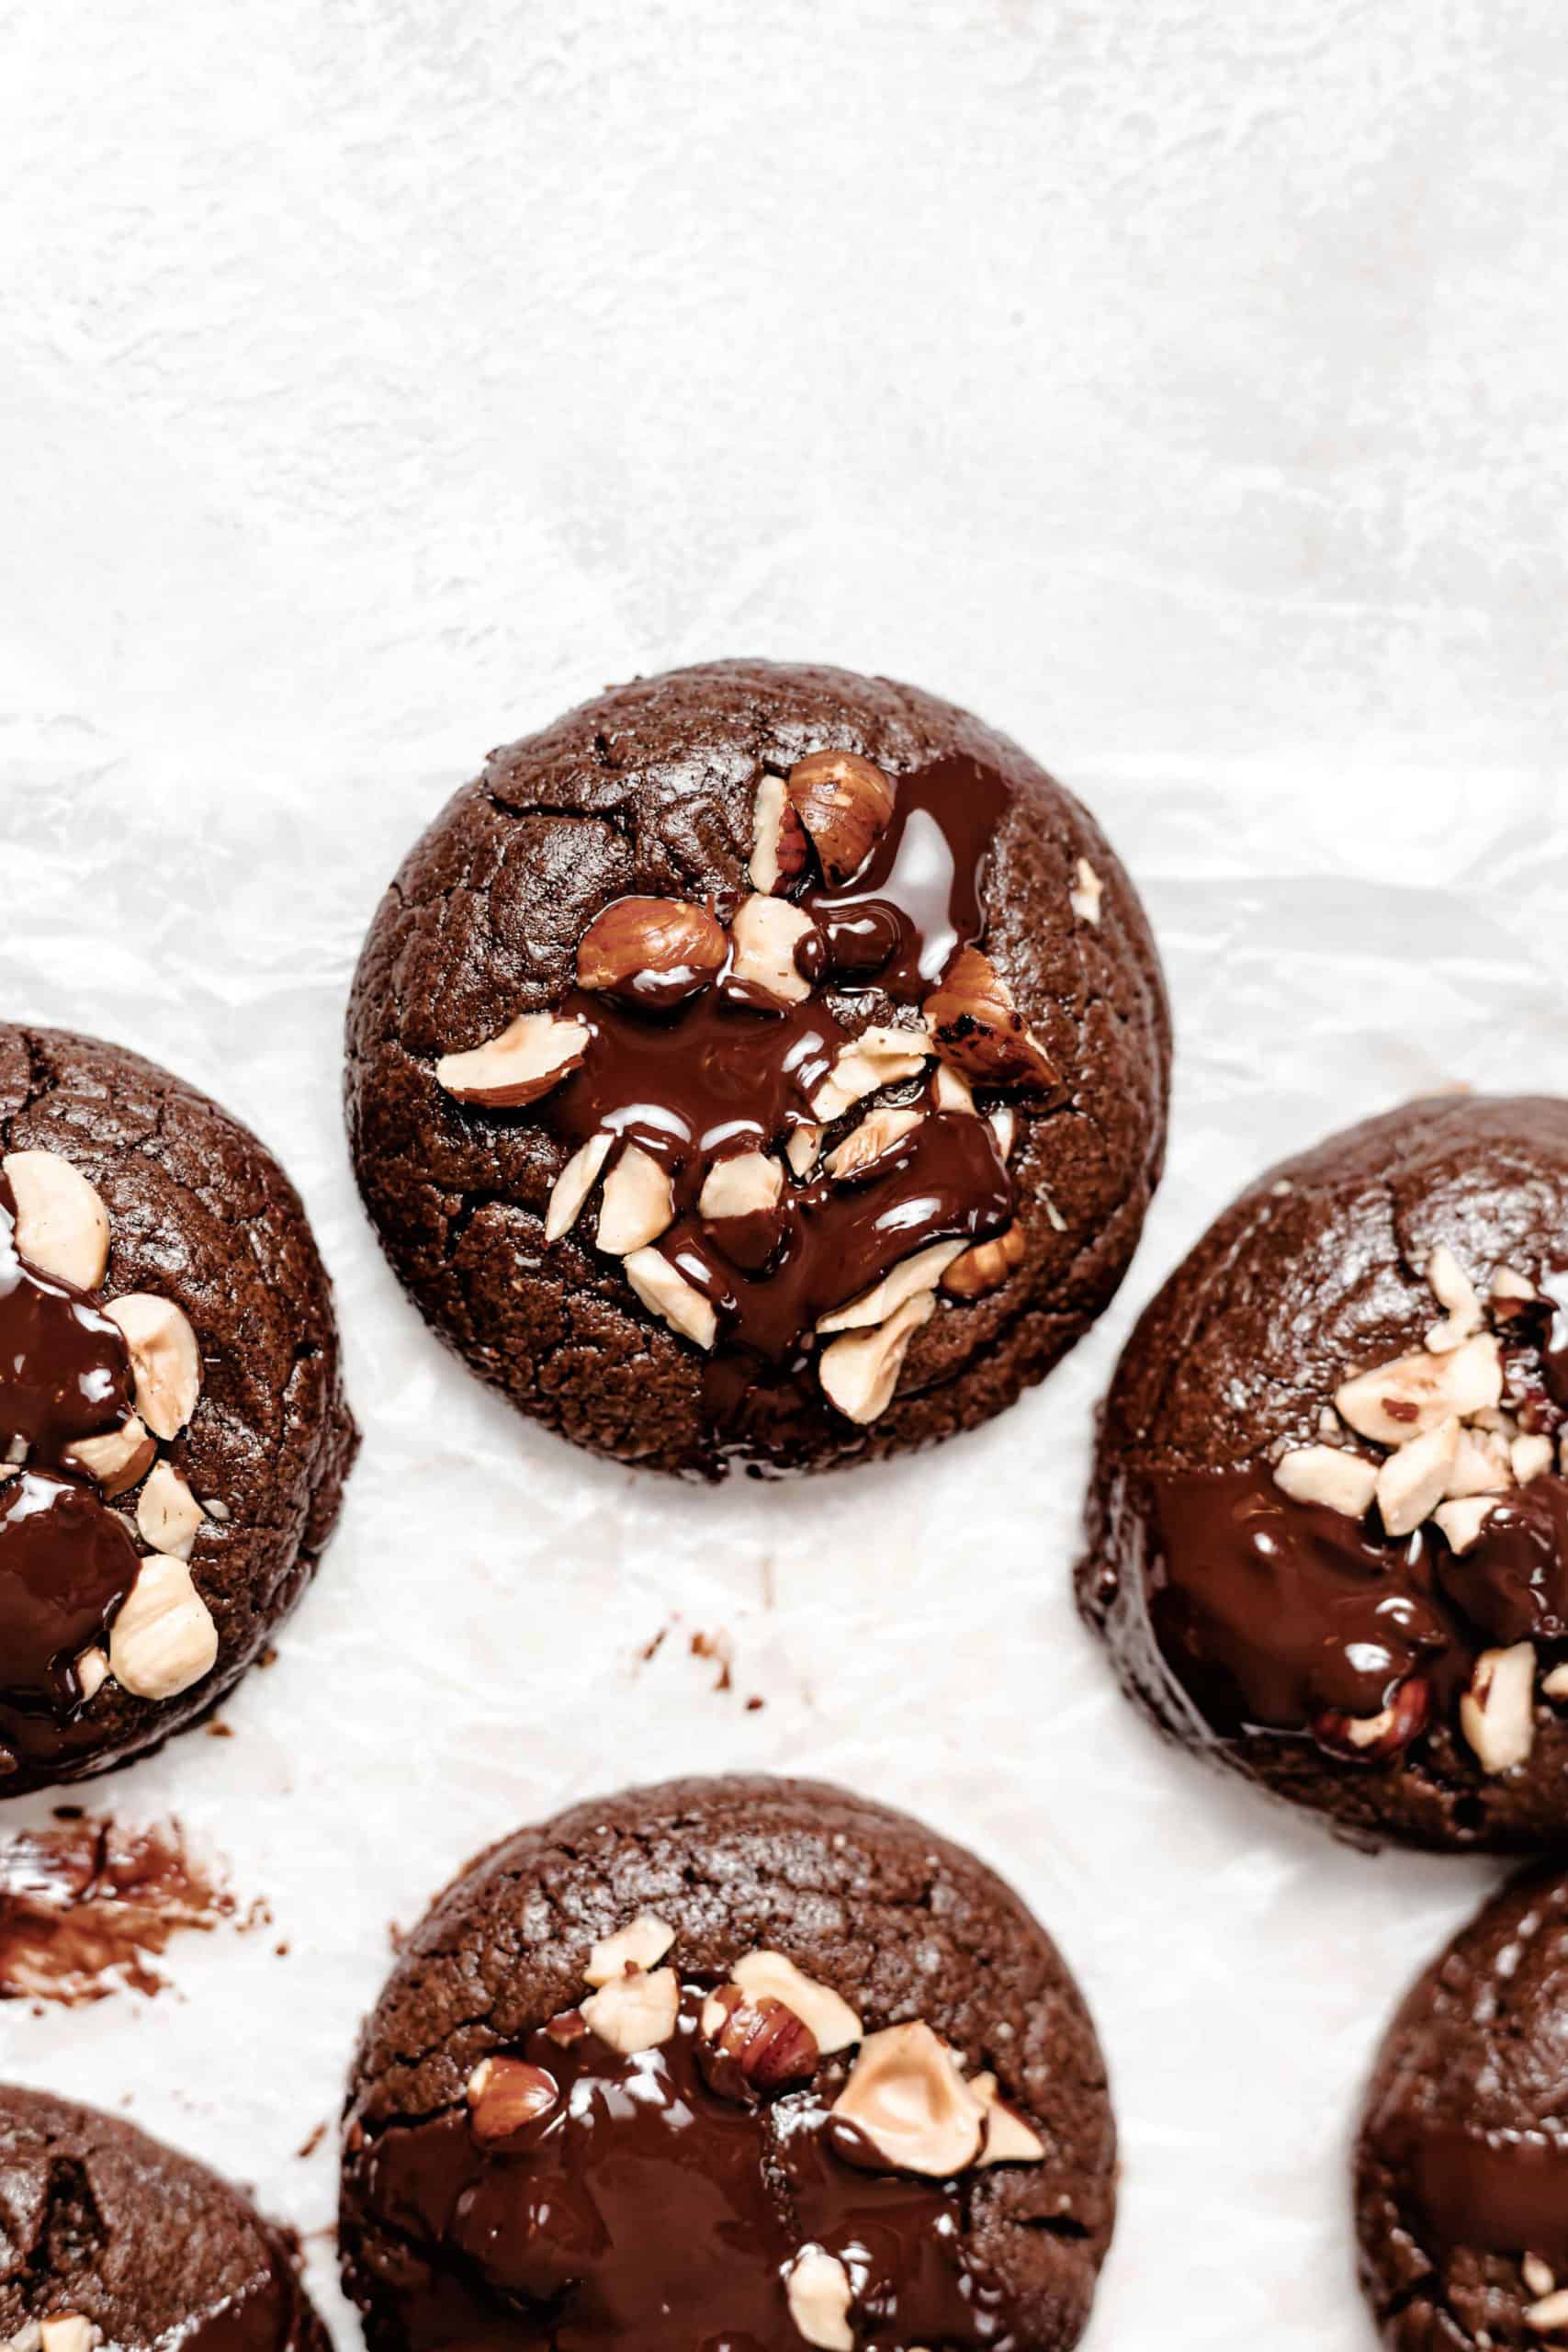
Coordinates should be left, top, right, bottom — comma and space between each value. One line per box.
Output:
1525, 2256, 1558, 2301
62, 1416, 156, 1498
1433, 1497, 1499, 1556
107, 1554, 219, 1701
1515, 1434, 1556, 1486
1423, 1243, 1484, 1352
924, 947, 1055, 1091
545, 1132, 614, 1243
699, 1153, 784, 1220
931, 1064, 976, 1115
785, 750, 896, 885
103, 1294, 202, 1441
2, 1150, 111, 1291
465, 2054, 559, 2143
581, 1965, 680, 2053
1272, 1446, 1379, 1519
785, 2246, 855, 2352
785, 1125, 824, 1178
1376, 1418, 1461, 1538
818, 1293, 935, 1423
729, 1951, 863, 2053
597, 1146, 675, 1255
729, 895, 818, 1005
1068, 857, 1104, 924
75, 1648, 110, 1702
136, 1461, 204, 1559
810, 1023, 932, 1123
1525, 2286, 1568, 2333
817, 1241, 962, 1335
576, 897, 727, 1007
968, 2071, 1046, 2165
700, 1984, 819, 2090
623, 1249, 717, 1350
39, 2323, 96, 2352
1459, 1643, 1537, 1776
942, 1223, 1027, 1300
1445, 1427, 1513, 1498
583, 1911, 676, 1986
825, 1107, 922, 1182
750, 774, 811, 896
436, 1011, 589, 1108
1335, 1334, 1503, 1448
830, 2020, 986, 2177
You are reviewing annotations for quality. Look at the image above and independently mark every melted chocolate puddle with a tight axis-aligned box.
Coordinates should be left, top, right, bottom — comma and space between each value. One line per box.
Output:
540, 753, 1021, 1464
0, 1815, 243, 2003
356, 1981, 1014, 2351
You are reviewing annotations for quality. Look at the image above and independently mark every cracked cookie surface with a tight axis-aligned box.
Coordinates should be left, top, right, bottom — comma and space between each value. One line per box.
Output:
1079, 1092, 1568, 1851
0, 2084, 327, 2352
344, 660, 1169, 1477
0, 1023, 357, 1795
339, 1772, 1117, 2351
1356, 1867, 1568, 2349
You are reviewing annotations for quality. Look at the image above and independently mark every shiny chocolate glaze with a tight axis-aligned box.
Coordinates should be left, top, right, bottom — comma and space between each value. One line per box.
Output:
1145, 1288, 1568, 1754
0, 1173, 141, 1762
355, 1983, 1019, 2352
542, 754, 1026, 1455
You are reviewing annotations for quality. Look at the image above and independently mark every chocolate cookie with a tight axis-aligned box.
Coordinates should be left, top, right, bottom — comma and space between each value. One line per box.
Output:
339, 1772, 1117, 2352
345, 660, 1168, 1477
0, 2084, 326, 2352
0, 1024, 356, 1796
1356, 1867, 1568, 2347
1079, 1093, 1568, 1852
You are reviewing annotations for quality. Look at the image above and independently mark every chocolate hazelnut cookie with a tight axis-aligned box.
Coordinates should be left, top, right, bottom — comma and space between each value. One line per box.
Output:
345, 660, 1168, 1477
1356, 1867, 1568, 2347
1079, 1093, 1568, 1852
0, 2086, 326, 2352
339, 1773, 1118, 2352
0, 1024, 356, 1797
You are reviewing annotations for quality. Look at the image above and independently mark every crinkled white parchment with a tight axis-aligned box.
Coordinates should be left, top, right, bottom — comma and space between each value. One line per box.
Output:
0, 1, 1564, 2344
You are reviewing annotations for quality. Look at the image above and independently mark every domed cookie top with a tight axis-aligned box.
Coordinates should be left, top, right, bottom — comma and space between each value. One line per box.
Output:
0, 1024, 355, 1795
1080, 1092, 1568, 1851
345, 660, 1168, 1477
1357, 1867, 1568, 2346
340, 1773, 1117, 2351
0, 2083, 327, 2352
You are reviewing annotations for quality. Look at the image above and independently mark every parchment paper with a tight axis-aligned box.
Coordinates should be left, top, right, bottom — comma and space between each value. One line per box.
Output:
1, 2, 1564, 2343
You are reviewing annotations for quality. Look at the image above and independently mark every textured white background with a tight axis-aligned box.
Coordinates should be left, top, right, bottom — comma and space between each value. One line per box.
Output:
1, 1, 1565, 2344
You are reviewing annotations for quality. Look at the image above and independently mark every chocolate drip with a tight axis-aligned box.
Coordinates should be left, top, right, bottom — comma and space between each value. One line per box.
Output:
1438, 1480, 1568, 1647
0, 1179, 141, 1753
355, 1984, 1014, 2352
538, 754, 1020, 1449
1399, 2124, 1568, 2270
177, 2256, 315, 2352
1147, 1469, 1461, 1733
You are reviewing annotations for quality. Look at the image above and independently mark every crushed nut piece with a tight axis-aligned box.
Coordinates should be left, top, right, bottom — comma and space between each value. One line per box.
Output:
786, 750, 896, 885
75, 1648, 110, 1702
785, 1125, 823, 1178
942, 1223, 1027, 1300
1525, 2256, 1558, 2301
62, 1415, 156, 1498
1376, 1417, 1461, 1538
826, 1107, 923, 1182
699, 1153, 784, 1220
969, 2071, 1046, 2165
1494, 1268, 1540, 1306
785, 2246, 855, 2352
818, 1292, 935, 1422
1069, 857, 1104, 924
1272, 1446, 1380, 1519
1423, 1243, 1484, 1351
931, 1064, 976, 1114
623, 1249, 717, 1350
1433, 1497, 1498, 1555
924, 947, 1055, 1091
1515, 1434, 1556, 1486
39, 2323, 96, 2352
1445, 1427, 1513, 1498
577, 898, 727, 1007
136, 1461, 204, 1559
1526, 2286, 1568, 2334
730, 1951, 863, 2052
1460, 1643, 1537, 1776
2, 1151, 111, 1291
584, 1912, 677, 1986
1542, 1667, 1568, 1702
466, 2054, 559, 2142
988, 1105, 1017, 1161
831, 2020, 986, 2177
701, 1984, 819, 2089
1335, 1334, 1503, 1447
811, 1023, 931, 1122
546, 1132, 614, 1243
581, 1965, 680, 2053
750, 773, 811, 896
729, 894, 818, 1005
108, 1554, 219, 1701
104, 1294, 202, 1441
818, 1241, 963, 1335
597, 1147, 675, 1255
436, 1011, 589, 1108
